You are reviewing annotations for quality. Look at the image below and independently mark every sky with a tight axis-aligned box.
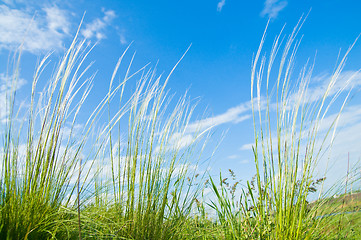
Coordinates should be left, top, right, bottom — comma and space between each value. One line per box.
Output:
1, 0, 361, 194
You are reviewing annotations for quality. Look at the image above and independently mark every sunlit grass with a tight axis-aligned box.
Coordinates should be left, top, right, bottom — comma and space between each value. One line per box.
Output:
0, 26, 207, 239
207, 16, 361, 240
1, 18, 361, 239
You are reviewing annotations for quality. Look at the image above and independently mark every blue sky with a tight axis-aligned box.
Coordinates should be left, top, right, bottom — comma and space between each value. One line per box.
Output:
1, 0, 361, 191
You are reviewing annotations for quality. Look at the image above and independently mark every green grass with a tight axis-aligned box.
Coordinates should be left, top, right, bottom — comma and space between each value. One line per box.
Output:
1, 19, 361, 239
203, 16, 361, 239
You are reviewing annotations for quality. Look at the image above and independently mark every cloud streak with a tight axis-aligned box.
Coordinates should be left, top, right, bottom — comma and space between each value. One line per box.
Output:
260, 0, 287, 19
184, 68, 361, 141
186, 101, 253, 134
217, 0, 226, 12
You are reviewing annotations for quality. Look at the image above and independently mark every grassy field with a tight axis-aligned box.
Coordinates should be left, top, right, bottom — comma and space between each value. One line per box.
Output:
1, 19, 361, 239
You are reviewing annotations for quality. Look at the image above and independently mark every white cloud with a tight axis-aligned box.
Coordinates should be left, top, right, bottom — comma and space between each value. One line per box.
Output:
240, 159, 250, 164
307, 103, 361, 193
305, 71, 361, 104
2, 0, 15, 5
260, 0, 287, 19
167, 132, 195, 150
0, 4, 70, 53
154, 132, 198, 153
61, 123, 84, 141
227, 154, 239, 159
162, 101, 254, 152
120, 34, 127, 45
186, 101, 253, 133
217, 0, 226, 12
81, 9, 116, 41
240, 143, 254, 151
115, 27, 127, 45
44, 6, 70, 35
171, 163, 198, 178
0, 0, 24, 6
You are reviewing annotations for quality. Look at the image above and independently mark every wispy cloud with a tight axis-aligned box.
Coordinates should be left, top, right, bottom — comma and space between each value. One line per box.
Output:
0, 4, 70, 53
169, 133, 195, 150
162, 101, 254, 151
0, 73, 26, 123
217, 0, 226, 12
187, 101, 253, 134
119, 33, 127, 45
44, 6, 70, 35
81, 8, 116, 41
305, 71, 361, 103
272, 70, 361, 117
2, 0, 15, 5
303, 102, 361, 190
227, 154, 239, 159
240, 159, 250, 164
260, 0, 287, 19
184, 66, 361, 154
240, 143, 254, 151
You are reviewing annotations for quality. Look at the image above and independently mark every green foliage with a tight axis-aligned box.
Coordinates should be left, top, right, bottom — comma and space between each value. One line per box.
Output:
1, 19, 361, 240
0, 30, 95, 239
0, 27, 205, 239
207, 16, 361, 240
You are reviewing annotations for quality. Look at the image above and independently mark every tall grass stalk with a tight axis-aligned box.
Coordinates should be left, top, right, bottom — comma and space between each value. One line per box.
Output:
209, 16, 359, 239
0, 25, 207, 238
249, 16, 358, 239
75, 47, 209, 239
0, 27, 99, 238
